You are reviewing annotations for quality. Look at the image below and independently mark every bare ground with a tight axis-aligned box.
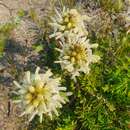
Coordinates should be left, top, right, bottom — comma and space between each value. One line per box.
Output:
0, 0, 48, 130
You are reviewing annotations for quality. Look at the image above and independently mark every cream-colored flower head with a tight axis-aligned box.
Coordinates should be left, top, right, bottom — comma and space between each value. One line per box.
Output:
55, 33, 100, 79
13, 67, 71, 122
49, 7, 89, 39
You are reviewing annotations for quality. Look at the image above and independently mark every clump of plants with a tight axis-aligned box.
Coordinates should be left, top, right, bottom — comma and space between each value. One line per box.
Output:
10, 0, 130, 130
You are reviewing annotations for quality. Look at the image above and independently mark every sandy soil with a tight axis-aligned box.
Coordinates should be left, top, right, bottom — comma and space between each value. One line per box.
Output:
0, 0, 48, 130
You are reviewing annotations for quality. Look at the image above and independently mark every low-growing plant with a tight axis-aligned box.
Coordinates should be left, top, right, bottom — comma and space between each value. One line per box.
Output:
9, 0, 130, 130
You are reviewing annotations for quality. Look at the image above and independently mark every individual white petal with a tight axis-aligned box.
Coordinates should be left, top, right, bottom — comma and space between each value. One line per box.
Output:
44, 69, 53, 78
65, 64, 74, 72
26, 71, 31, 84
39, 114, 43, 123
55, 8, 62, 19
66, 92, 73, 96
18, 89, 27, 94
35, 67, 40, 75
48, 112, 53, 120
20, 111, 26, 117
13, 100, 22, 103
90, 44, 98, 48
13, 81, 22, 88
29, 111, 38, 122
55, 48, 63, 52
56, 102, 62, 108
34, 67, 41, 81
55, 60, 64, 63
58, 87, 66, 91
63, 56, 70, 59
58, 97, 66, 104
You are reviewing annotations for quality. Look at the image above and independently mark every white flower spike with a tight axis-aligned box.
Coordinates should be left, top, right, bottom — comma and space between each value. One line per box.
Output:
55, 33, 100, 80
13, 67, 71, 122
49, 7, 88, 39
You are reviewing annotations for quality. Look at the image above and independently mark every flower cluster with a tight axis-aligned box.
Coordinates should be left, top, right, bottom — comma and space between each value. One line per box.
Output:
14, 67, 71, 122
55, 33, 100, 79
49, 7, 88, 39
49, 7, 100, 79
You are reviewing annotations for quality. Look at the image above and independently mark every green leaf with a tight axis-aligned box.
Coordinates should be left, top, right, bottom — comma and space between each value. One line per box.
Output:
32, 44, 43, 52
